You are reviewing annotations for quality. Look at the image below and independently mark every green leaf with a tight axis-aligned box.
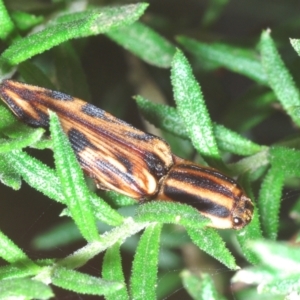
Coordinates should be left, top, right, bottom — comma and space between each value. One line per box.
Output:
0, 278, 53, 299
259, 30, 300, 127
104, 190, 136, 207
49, 111, 99, 242
4, 150, 124, 226
0, 3, 148, 66
136, 96, 264, 156
270, 146, 300, 177
0, 105, 47, 143
258, 166, 284, 240
177, 36, 267, 84
290, 38, 300, 56
0, 128, 44, 152
258, 146, 300, 239
0, 230, 35, 265
135, 95, 188, 139
181, 271, 225, 300
0, 153, 21, 189
58, 218, 149, 269
102, 243, 129, 300
0, 264, 41, 281
213, 124, 265, 156
135, 201, 210, 229
228, 149, 269, 175
130, 223, 162, 300
52, 266, 123, 296
4, 150, 67, 203
186, 227, 237, 270
171, 50, 221, 163
107, 21, 176, 68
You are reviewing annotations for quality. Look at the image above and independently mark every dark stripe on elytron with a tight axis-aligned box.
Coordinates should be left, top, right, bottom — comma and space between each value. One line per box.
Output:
2, 81, 51, 104
96, 159, 145, 195
2, 82, 170, 176
0, 91, 50, 127
82, 103, 131, 126
178, 164, 237, 185
115, 153, 133, 175
168, 168, 234, 199
126, 131, 155, 141
45, 90, 73, 101
68, 128, 97, 153
81, 103, 107, 120
144, 151, 168, 179
163, 185, 230, 217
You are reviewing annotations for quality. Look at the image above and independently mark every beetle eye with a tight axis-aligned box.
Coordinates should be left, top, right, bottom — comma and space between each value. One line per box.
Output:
233, 217, 244, 228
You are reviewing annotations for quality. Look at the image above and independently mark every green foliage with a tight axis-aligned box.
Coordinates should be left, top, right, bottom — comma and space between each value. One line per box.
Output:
0, 1, 299, 299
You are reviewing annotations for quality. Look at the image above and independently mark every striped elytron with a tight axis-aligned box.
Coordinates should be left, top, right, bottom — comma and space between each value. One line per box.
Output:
0, 80, 254, 229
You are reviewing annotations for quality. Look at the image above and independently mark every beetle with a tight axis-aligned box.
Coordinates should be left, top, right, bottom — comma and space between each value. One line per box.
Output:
0, 80, 254, 229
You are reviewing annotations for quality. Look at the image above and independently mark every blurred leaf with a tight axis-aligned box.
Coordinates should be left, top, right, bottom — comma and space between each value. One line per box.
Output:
0, 0, 15, 41
107, 21, 175, 68
222, 90, 275, 132
290, 198, 300, 222
11, 10, 44, 31
18, 61, 56, 89
54, 42, 91, 101
201, 0, 229, 27
249, 240, 300, 273
32, 221, 81, 250
233, 240, 300, 297
157, 271, 182, 300
0, 278, 53, 299
181, 271, 226, 300
259, 274, 300, 295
